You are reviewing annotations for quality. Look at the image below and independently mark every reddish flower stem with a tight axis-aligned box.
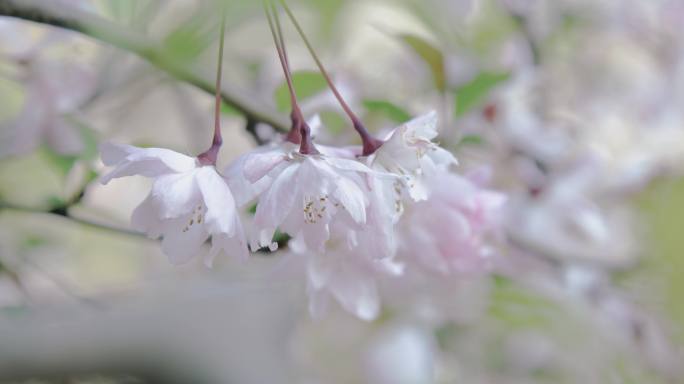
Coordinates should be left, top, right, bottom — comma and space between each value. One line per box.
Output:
198, 10, 227, 166
265, 0, 317, 154
279, 0, 383, 156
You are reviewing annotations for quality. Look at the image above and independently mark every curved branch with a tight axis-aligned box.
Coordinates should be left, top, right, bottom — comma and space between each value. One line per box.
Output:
0, 0, 288, 133
0, 202, 146, 238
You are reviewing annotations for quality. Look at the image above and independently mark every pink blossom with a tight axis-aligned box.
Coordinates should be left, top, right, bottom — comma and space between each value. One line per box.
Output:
398, 171, 506, 275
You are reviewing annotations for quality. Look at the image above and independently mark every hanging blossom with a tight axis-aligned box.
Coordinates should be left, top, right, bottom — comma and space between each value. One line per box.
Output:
397, 168, 507, 275
235, 144, 394, 253
289, 111, 502, 320
100, 142, 248, 267
224, 116, 402, 320
369, 111, 458, 202
291, 233, 404, 321
352, 111, 460, 261
223, 115, 359, 208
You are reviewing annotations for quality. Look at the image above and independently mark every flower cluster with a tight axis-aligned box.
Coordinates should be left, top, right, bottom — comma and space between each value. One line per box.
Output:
99, 111, 505, 320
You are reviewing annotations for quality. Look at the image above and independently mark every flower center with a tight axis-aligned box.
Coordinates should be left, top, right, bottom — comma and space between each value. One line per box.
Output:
303, 194, 337, 224
182, 205, 204, 233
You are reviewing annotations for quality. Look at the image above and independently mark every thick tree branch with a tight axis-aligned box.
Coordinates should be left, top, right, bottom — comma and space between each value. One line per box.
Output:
0, 0, 288, 133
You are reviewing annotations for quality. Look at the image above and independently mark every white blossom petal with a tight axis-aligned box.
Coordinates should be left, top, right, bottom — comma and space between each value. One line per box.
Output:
253, 162, 300, 247
160, 214, 209, 265
196, 166, 237, 235
243, 150, 287, 183
99, 143, 196, 184
150, 171, 200, 218
130, 194, 163, 238
333, 177, 367, 224
330, 270, 380, 321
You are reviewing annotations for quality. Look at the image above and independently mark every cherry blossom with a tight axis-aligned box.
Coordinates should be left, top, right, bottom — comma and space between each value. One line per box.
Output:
371, 111, 457, 201
242, 147, 390, 253
222, 115, 359, 208
294, 234, 404, 321
398, 170, 506, 275
100, 142, 247, 266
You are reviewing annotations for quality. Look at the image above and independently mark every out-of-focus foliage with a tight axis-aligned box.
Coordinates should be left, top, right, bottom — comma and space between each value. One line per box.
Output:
275, 71, 327, 112
0, 0, 683, 383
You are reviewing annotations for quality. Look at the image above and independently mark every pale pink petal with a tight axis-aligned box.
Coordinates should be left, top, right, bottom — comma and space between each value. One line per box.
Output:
255, 163, 300, 226
205, 228, 249, 268
306, 253, 333, 290
330, 269, 380, 321
150, 171, 200, 218
99, 142, 196, 184
196, 166, 237, 235
426, 147, 458, 168
243, 150, 287, 183
306, 283, 331, 320
130, 194, 163, 238
404, 110, 438, 140
324, 156, 376, 174
300, 220, 330, 253
333, 177, 367, 224
317, 144, 361, 159
223, 151, 277, 207
160, 215, 209, 265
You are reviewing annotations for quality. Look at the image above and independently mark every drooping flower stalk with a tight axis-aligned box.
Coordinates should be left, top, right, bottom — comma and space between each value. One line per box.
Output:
264, 0, 318, 154
278, 0, 383, 156
197, 10, 227, 166
266, 0, 300, 145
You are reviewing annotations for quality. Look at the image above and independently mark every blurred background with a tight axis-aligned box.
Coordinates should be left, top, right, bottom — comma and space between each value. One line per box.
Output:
1, 0, 684, 383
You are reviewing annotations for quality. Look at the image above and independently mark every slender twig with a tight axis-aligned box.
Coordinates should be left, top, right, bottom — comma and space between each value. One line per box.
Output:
244, 117, 267, 145
0, 202, 145, 238
0, 0, 289, 133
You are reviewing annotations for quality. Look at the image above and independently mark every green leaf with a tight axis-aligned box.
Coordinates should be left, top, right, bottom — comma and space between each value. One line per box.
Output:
162, 16, 215, 63
40, 147, 78, 177
319, 111, 347, 136
46, 195, 66, 209
399, 34, 446, 92
362, 99, 411, 123
274, 71, 328, 112
221, 101, 239, 116
632, 177, 684, 344
454, 72, 510, 116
